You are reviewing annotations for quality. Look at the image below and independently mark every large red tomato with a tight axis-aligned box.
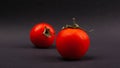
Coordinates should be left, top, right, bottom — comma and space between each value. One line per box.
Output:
56, 23, 90, 60
30, 22, 55, 48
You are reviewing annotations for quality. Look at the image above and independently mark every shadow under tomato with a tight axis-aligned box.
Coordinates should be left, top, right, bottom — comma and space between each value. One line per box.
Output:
15, 43, 56, 49
41, 54, 100, 62
32, 45, 56, 49
58, 55, 98, 61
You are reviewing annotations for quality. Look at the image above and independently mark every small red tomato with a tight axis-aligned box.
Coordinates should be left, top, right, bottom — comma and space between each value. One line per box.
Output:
56, 19, 90, 60
30, 22, 55, 48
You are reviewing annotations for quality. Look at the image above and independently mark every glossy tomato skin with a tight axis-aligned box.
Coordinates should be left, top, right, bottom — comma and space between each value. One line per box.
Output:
30, 22, 55, 48
56, 28, 90, 59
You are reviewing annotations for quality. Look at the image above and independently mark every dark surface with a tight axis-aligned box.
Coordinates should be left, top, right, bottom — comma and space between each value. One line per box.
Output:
0, 0, 120, 68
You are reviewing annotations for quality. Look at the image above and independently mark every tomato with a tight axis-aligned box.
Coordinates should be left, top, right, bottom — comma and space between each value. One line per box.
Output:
56, 19, 90, 60
30, 22, 55, 48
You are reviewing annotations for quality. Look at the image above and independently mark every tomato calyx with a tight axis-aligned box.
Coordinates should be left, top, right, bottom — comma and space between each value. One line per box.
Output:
43, 26, 51, 38
62, 17, 86, 31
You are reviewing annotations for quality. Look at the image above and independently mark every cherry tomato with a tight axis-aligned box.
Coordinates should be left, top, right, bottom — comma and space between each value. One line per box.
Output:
56, 23, 90, 60
30, 22, 55, 48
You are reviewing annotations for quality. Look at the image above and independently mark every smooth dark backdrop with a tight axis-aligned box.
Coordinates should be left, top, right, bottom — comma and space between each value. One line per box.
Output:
0, 0, 120, 68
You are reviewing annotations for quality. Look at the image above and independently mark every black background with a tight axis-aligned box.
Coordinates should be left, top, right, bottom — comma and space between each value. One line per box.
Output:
0, 0, 120, 68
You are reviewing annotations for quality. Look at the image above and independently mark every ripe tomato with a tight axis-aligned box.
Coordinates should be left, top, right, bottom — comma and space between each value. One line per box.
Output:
30, 22, 55, 48
56, 24, 90, 60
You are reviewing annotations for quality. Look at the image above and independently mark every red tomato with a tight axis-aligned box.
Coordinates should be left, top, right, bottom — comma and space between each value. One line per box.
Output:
56, 27, 90, 59
30, 22, 55, 48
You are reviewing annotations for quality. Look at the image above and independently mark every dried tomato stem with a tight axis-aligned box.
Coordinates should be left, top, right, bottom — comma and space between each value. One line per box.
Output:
43, 26, 51, 38
72, 17, 80, 28
72, 17, 77, 24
